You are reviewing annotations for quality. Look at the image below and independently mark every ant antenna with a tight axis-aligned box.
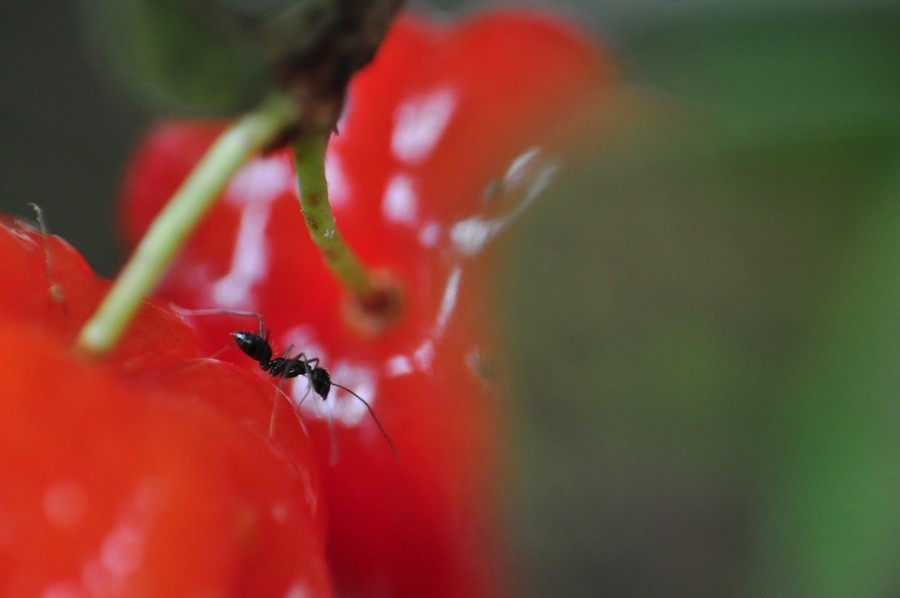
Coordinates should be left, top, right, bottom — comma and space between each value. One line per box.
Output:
267, 342, 299, 437
170, 305, 265, 336
264, 348, 309, 440
330, 381, 399, 461
279, 351, 397, 461
26, 203, 66, 310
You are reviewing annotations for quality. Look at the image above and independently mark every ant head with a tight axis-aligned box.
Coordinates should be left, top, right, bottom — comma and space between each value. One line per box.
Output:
231, 331, 272, 366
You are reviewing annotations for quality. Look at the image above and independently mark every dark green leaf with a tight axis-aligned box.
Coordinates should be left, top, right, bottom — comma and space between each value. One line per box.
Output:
81, 0, 272, 115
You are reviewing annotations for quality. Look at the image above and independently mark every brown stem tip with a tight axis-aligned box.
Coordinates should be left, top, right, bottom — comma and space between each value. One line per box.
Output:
343, 271, 404, 336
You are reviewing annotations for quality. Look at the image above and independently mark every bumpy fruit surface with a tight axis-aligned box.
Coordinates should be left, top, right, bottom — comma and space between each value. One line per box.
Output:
0, 218, 331, 596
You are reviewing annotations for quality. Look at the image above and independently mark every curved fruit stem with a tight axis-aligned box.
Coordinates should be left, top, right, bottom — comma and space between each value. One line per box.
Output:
77, 93, 298, 356
292, 129, 381, 303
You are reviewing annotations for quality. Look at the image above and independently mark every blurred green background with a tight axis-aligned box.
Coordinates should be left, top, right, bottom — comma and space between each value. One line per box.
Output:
1, 1, 897, 596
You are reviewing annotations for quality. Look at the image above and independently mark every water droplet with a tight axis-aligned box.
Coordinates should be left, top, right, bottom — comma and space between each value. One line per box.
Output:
451, 147, 560, 256
466, 347, 497, 381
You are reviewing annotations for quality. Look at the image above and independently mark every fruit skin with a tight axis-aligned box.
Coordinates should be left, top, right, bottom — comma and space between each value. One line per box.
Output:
121, 9, 613, 596
0, 218, 331, 596
0, 214, 202, 371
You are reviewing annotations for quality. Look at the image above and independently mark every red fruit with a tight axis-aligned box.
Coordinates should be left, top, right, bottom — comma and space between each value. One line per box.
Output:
0, 218, 331, 595
0, 214, 203, 370
121, 9, 613, 596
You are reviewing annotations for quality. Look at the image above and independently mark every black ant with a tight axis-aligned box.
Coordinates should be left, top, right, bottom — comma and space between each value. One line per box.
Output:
231, 329, 398, 461
171, 307, 398, 460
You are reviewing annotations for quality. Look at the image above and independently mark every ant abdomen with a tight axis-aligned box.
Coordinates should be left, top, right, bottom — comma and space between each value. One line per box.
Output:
231, 331, 273, 370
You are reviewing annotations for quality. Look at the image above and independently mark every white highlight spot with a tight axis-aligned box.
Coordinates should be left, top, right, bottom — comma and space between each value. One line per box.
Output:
418, 221, 442, 247
210, 199, 272, 307
450, 217, 494, 256
335, 94, 352, 133
380, 266, 461, 376
80, 479, 163, 596
228, 156, 293, 206
392, 87, 457, 164
284, 582, 313, 598
42, 582, 82, 598
277, 325, 326, 410
210, 156, 293, 306
44, 480, 87, 528
385, 354, 414, 377
81, 560, 112, 596
280, 326, 326, 364
382, 174, 419, 225
414, 340, 435, 371
271, 501, 289, 524
506, 147, 543, 188
100, 524, 144, 578
328, 363, 378, 427
298, 361, 378, 428
325, 153, 350, 208
434, 266, 462, 338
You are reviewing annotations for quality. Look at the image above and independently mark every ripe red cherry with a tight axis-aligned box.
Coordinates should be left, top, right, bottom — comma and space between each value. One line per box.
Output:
121, 8, 613, 595
0, 218, 331, 595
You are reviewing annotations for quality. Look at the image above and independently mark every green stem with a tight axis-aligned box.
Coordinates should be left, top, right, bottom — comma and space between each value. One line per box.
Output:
292, 129, 376, 299
77, 93, 297, 356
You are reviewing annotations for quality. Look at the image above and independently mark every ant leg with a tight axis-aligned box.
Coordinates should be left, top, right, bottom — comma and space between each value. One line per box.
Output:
270, 346, 320, 440
168, 305, 267, 337
290, 353, 320, 378
288, 352, 339, 464
266, 377, 309, 439
295, 380, 315, 410
267, 343, 297, 435
281, 351, 339, 463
